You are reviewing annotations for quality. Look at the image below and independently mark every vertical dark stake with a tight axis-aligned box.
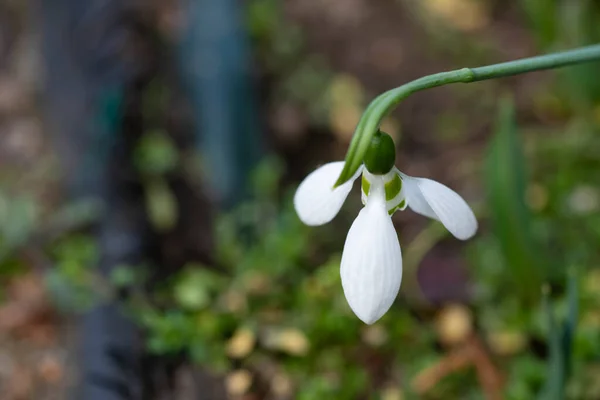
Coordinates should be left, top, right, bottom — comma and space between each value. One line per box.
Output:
179, 0, 262, 208
38, 1, 152, 399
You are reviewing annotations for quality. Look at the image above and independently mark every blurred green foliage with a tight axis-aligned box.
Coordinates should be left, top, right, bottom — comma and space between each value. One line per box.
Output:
521, 0, 600, 106
248, 0, 334, 124
45, 234, 104, 312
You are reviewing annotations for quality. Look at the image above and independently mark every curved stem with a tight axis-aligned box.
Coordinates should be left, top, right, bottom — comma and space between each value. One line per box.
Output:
335, 43, 600, 187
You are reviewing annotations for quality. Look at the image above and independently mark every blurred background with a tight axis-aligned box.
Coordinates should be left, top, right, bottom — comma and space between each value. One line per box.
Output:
0, 0, 599, 399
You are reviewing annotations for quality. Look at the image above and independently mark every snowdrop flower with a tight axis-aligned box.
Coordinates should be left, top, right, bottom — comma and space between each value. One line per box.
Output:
294, 131, 477, 324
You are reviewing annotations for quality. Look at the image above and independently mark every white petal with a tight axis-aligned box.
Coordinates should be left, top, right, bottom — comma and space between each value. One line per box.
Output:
340, 178, 402, 324
400, 171, 477, 240
294, 162, 362, 226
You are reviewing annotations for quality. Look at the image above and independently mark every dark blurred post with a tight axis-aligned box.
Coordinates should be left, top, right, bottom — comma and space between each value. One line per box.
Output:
38, 1, 152, 399
180, 0, 261, 208
38, 0, 262, 398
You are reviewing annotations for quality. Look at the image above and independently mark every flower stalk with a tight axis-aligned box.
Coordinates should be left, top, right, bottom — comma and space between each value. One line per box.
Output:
335, 43, 600, 187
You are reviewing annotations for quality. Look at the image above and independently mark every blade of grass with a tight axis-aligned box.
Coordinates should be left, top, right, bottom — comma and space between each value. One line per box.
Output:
537, 270, 578, 400
486, 97, 544, 303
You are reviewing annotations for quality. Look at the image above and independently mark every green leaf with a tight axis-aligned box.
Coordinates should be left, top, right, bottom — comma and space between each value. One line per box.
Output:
557, 1, 600, 105
173, 267, 224, 310
538, 286, 564, 400
561, 268, 578, 379
250, 155, 284, 199
537, 272, 578, 400
110, 265, 138, 288
486, 97, 544, 302
45, 199, 103, 234
44, 268, 101, 313
134, 131, 179, 176
1, 196, 37, 251
145, 179, 178, 232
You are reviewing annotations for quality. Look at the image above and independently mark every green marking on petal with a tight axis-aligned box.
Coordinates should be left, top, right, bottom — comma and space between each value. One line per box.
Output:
388, 205, 400, 215
361, 174, 371, 196
387, 199, 406, 216
385, 174, 402, 201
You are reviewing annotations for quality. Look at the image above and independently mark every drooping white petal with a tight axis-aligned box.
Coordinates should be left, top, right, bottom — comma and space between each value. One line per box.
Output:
340, 177, 402, 324
294, 162, 363, 226
400, 171, 477, 240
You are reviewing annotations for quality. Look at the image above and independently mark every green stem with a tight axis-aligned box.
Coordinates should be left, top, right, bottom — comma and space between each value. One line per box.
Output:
335, 43, 600, 187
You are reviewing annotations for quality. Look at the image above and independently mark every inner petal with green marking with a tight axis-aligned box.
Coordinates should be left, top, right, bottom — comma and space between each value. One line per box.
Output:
361, 168, 407, 214
385, 174, 402, 201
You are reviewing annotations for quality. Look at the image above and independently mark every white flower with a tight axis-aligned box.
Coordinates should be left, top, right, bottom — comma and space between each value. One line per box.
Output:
294, 162, 477, 324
